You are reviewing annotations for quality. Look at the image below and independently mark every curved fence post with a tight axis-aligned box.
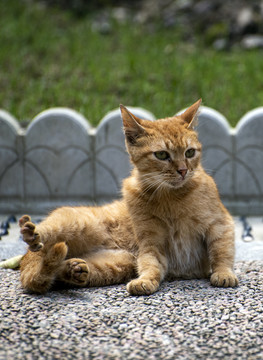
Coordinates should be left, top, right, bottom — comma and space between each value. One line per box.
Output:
0, 110, 23, 213
24, 108, 93, 212
234, 108, 263, 214
197, 106, 234, 197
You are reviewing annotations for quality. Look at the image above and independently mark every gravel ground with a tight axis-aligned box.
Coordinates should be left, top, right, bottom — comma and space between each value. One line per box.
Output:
0, 261, 263, 360
0, 217, 263, 359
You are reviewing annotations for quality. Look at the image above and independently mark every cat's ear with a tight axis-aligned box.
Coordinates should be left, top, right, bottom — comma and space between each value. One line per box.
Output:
180, 99, 202, 129
120, 105, 147, 145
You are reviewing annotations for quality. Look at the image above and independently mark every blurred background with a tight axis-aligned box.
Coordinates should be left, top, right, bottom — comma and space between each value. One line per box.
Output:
1, 0, 263, 127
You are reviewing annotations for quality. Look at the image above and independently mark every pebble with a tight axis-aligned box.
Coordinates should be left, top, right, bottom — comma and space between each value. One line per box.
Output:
241, 35, 263, 49
0, 261, 263, 359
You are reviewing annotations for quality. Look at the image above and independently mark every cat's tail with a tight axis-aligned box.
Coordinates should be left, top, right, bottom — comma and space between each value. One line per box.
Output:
20, 242, 68, 294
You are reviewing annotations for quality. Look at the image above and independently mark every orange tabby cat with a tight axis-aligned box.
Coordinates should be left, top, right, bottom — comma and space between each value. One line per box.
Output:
19, 99, 238, 294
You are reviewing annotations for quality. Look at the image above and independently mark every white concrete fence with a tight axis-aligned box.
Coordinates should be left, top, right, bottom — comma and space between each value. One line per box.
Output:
0, 106, 263, 215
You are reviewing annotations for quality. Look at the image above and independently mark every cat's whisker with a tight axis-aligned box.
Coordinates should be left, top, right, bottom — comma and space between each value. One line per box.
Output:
139, 172, 164, 184
139, 172, 163, 182
200, 163, 215, 174
194, 168, 214, 175
139, 180, 158, 194
138, 174, 166, 198
140, 178, 164, 198
140, 177, 163, 187
146, 179, 167, 204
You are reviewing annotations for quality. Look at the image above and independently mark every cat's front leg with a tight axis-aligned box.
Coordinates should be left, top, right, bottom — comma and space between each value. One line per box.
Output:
210, 269, 238, 287
207, 217, 238, 288
127, 245, 168, 295
127, 275, 160, 296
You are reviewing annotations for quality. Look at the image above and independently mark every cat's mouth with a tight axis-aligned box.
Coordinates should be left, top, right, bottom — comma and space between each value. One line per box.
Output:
166, 177, 187, 188
165, 172, 193, 188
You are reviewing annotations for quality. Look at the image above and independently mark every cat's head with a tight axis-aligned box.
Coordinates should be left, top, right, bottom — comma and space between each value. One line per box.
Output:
120, 99, 202, 190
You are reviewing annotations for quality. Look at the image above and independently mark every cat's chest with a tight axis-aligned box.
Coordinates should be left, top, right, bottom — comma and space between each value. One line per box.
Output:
164, 216, 205, 249
164, 213, 210, 276
158, 205, 207, 238
158, 210, 208, 273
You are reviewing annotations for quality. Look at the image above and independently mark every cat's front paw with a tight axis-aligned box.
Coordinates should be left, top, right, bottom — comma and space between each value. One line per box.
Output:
63, 258, 89, 286
127, 278, 159, 296
19, 216, 43, 252
210, 269, 238, 288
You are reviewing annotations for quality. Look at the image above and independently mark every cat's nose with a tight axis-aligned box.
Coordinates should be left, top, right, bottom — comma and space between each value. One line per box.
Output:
177, 168, 188, 179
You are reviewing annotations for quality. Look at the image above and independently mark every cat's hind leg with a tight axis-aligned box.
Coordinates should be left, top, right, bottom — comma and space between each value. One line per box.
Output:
19, 215, 43, 252
58, 249, 137, 288
20, 242, 68, 293
19, 215, 69, 293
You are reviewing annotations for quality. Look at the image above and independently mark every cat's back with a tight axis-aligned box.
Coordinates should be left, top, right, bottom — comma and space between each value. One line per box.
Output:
40, 200, 136, 253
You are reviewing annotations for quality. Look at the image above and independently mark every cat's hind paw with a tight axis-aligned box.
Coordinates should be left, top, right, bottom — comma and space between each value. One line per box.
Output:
62, 259, 89, 286
19, 215, 31, 227
210, 269, 238, 288
127, 278, 159, 296
19, 216, 43, 252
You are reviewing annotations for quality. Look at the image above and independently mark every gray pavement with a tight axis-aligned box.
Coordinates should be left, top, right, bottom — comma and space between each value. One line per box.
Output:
0, 215, 262, 359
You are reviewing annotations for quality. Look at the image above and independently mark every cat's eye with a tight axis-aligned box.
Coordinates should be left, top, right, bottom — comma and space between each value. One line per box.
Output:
185, 148, 195, 158
154, 151, 170, 161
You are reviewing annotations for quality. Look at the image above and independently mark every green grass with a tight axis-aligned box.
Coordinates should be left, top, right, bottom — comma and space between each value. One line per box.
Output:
1, 0, 263, 127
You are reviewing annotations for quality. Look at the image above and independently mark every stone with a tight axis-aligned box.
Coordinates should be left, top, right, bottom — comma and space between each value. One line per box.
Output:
241, 35, 263, 49
237, 7, 254, 30
111, 7, 129, 24
213, 38, 228, 50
